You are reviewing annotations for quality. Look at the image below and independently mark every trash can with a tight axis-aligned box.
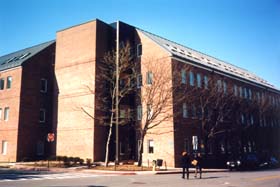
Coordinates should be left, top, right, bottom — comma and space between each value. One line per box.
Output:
156, 159, 163, 167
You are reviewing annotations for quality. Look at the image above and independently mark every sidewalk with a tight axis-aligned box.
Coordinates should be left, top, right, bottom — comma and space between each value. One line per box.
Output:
0, 162, 228, 175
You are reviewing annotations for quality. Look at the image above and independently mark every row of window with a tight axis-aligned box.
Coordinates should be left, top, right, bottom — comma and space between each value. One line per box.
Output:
180, 70, 280, 106
181, 70, 208, 89
136, 71, 153, 88
0, 77, 48, 93
0, 76, 12, 90
136, 105, 153, 120
0, 107, 9, 121
182, 103, 205, 119
1, 140, 44, 156
0, 107, 46, 123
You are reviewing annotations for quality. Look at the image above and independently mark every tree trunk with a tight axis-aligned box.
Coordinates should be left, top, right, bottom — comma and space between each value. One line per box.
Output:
104, 111, 114, 167
137, 131, 145, 166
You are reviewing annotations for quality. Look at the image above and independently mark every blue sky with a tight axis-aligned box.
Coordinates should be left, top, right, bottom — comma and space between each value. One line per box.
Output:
0, 0, 279, 88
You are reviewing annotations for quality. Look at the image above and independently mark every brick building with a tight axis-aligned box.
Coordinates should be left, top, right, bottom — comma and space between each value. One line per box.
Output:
1, 19, 279, 167
0, 41, 55, 162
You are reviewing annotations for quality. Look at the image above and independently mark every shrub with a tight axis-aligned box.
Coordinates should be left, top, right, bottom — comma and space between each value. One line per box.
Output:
86, 158, 92, 168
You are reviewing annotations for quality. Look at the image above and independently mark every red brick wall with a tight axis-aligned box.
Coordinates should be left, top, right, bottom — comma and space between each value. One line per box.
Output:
17, 43, 55, 161
0, 67, 22, 162
135, 30, 177, 167
55, 20, 112, 161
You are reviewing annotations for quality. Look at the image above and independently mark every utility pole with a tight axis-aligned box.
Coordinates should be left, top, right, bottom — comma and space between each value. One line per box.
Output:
115, 21, 119, 164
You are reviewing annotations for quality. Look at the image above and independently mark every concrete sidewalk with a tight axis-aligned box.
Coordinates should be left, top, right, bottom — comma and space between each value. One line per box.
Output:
0, 162, 228, 175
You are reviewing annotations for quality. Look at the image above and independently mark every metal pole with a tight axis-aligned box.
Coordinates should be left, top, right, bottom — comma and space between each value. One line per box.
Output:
115, 21, 119, 164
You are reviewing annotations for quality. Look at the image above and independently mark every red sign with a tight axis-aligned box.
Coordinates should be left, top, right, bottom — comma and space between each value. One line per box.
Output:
47, 133, 55, 142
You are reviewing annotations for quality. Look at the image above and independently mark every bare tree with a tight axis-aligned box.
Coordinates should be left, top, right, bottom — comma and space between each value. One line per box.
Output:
80, 42, 136, 166
136, 59, 182, 166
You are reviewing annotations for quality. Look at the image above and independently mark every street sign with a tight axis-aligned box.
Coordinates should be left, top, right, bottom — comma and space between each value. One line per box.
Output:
47, 133, 55, 142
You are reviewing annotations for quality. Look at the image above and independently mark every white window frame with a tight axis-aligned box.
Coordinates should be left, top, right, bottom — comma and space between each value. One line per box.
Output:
39, 108, 46, 123
1, 141, 8, 155
40, 78, 48, 93
4, 107, 9, 121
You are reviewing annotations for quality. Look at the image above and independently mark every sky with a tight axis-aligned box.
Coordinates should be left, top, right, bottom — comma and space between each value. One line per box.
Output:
0, 0, 279, 89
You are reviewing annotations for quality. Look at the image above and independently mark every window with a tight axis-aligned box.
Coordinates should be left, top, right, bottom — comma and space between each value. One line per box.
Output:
223, 81, 227, 94
248, 89, 252, 100
234, 85, 238, 96
4, 107, 9, 121
137, 105, 142, 120
120, 142, 125, 155
191, 104, 196, 118
189, 71, 194, 86
147, 104, 153, 120
241, 113, 245, 124
137, 74, 142, 88
239, 86, 243, 98
1, 141, 8, 155
256, 92, 260, 102
183, 103, 188, 118
39, 109, 46, 123
148, 140, 154, 153
119, 79, 125, 88
204, 75, 208, 89
0, 108, 2, 120
0, 78, 4, 90
6, 76, 12, 89
217, 80, 222, 92
137, 44, 142, 57
197, 107, 202, 119
120, 110, 126, 118
250, 114, 254, 125
146, 71, 153, 85
197, 73, 201, 88
36, 141, 44, 156
181, 70, 186, 84
243, 87, 247, 99
40, 79, 48, 93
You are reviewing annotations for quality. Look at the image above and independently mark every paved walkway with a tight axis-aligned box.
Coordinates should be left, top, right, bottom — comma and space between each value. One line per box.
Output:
0, 162, 228, 175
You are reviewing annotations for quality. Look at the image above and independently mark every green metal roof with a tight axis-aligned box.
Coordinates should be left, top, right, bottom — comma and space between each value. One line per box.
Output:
0, 40, 55, 71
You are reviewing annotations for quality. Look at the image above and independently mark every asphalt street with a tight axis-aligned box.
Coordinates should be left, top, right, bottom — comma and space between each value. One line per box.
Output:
0, 168, 279, 187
